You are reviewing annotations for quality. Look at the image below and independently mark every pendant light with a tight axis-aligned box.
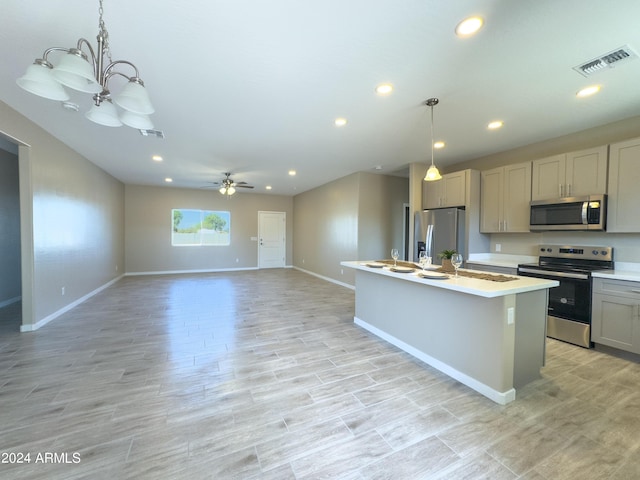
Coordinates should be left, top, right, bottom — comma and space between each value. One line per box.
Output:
424, 98, 442, 181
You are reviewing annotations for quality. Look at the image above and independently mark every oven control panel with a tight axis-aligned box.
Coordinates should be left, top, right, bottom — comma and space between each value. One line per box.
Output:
538, 244, 613, 262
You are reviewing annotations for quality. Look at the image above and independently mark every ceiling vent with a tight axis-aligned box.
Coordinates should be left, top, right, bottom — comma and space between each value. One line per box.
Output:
139, 129, 165, 139
573, 45, 638, 77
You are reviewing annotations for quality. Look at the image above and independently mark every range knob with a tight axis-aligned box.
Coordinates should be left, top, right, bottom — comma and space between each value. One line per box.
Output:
592, 250, 599, 256
546, 248, 553, 252
540, 248, 546, 252
601, 250, 608, 256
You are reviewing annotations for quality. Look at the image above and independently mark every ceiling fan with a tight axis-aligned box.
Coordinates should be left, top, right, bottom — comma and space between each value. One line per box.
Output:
209, 172, 254, 196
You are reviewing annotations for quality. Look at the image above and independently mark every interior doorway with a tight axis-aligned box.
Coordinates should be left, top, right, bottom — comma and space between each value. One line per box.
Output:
0, 134, 23, 332
258, 211, 286, 268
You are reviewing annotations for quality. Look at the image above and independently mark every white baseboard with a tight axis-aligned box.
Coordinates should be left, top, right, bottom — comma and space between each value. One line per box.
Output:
293, 266, 355, 290
125, 266, 259, 276
354, 316, 516, 405
20, 275, 124, 332
0, 296, 21, 308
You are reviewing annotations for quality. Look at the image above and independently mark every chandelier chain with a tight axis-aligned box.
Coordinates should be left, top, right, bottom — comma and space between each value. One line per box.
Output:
98, 0, 113, 64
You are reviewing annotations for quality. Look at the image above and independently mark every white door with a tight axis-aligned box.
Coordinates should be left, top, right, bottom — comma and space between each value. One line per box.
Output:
258, 211, 286, 268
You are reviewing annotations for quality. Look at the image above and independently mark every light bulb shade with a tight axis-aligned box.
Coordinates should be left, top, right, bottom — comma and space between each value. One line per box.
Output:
424, 165, 442, 181
219, 186, 226, 194
17, 62, 70, 101
85, 102, 122, 127
113, 79, 154, 114
227, 186, 236, 195
120, 110, 154, 129
52, 51, 101, 94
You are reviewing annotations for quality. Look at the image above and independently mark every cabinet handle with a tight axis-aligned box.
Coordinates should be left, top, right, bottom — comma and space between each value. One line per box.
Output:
567, 184, 572, 197
559, 184, 563, 197
504, 220, 507, 231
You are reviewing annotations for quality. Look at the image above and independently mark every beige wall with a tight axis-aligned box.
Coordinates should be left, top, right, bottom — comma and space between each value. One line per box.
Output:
447, 115, 640, 262
124, 184, 293, 273
0, 100, 125, 328
0, 147, 21, 304
358, 172, 408, 261
292, 172, 409, 286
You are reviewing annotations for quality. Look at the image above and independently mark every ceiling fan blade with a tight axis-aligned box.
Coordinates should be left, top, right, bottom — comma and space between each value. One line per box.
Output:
236, 184, 254, 188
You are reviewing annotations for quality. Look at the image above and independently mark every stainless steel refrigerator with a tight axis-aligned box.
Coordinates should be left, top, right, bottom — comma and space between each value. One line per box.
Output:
414, 208, 465, 264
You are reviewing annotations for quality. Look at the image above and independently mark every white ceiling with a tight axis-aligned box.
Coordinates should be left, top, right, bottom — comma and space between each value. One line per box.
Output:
2, 0, 640, 195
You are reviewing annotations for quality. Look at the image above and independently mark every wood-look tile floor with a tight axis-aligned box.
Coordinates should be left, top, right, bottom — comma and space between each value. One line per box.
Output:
1, 269, 639, 479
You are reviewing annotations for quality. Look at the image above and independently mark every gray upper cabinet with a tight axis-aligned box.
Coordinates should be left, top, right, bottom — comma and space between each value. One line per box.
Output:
480, 162, 531, 233
423, 170, 467, 209
531, 145, 608, 201
607, 137, 640, 232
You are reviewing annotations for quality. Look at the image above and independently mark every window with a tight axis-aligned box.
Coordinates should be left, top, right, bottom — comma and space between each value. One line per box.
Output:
172, 209, 230, 246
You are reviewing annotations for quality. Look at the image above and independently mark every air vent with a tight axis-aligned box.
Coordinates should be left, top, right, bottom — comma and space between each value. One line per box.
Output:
139, 129, 165, 138
573, 45, 638, 77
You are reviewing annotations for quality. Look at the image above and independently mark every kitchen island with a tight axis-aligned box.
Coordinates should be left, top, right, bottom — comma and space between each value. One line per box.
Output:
341, 261, 558, 404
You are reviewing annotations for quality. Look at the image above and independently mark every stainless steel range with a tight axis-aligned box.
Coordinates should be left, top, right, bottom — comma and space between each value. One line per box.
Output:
517, 245, 614, 348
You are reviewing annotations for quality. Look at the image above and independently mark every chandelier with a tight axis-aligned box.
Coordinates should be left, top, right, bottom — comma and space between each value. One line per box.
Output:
423, 98, 442, 181
16, 0, 154, 129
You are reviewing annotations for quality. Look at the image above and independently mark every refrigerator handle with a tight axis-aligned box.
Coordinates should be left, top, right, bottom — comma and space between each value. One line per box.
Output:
425, 224, 434, 258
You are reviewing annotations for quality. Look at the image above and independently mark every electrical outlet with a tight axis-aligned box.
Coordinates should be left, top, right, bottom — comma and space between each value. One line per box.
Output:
341, 269, 344, 275
495, 243, 502, 252
507, 307, 514, 325
115, 264, 118, 272
236, 258, 239, 263
61, 286, 65, 296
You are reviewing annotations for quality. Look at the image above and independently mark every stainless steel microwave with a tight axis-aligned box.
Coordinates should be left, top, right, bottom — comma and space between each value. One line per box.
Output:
529, 194, 606, 231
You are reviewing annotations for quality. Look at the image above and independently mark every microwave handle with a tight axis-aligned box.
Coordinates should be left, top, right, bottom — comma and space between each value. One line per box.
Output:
581, 201, 588, 224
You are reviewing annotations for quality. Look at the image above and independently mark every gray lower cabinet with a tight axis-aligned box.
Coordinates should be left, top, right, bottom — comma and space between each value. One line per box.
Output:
591, 277, 640, 354
465, 262, 517, 275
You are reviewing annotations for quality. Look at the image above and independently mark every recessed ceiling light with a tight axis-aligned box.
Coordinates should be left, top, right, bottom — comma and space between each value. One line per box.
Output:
576, 85, 601, 98
434, 141, 445, 149
152, 155, 163, 162
266, 185, 272, 190
288, 170, 296, 176
164, 177, 173, 183
373, 165, 383, 170
334, 117, 348, 127
375, 83, 393, 95
488, 120, 504, 130
455, 16, 484, 37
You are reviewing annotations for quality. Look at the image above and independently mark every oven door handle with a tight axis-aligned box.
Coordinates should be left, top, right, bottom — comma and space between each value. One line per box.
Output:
518, 267, 589, 280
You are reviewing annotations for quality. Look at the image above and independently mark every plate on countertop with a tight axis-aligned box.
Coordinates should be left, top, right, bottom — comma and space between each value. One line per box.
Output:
419, 272, 449, 280
365, 262, 385, 268
415, 264, 439, 270
390, 266, 415, 273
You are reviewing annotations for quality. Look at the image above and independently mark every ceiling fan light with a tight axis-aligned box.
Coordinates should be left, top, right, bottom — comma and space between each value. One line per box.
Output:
52, 50, 102, 94
120, 110, 154, 129
227, 186, 236, 195
17, 62, 71, 101
114, 79, 154, 114
85, 101, 123, 127
424, 165, 442, 181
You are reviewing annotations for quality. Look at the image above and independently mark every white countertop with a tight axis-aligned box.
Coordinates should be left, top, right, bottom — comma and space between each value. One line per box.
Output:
341, 261, 558, 298
467, 253, 538, 269
592, 263, 640, 282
